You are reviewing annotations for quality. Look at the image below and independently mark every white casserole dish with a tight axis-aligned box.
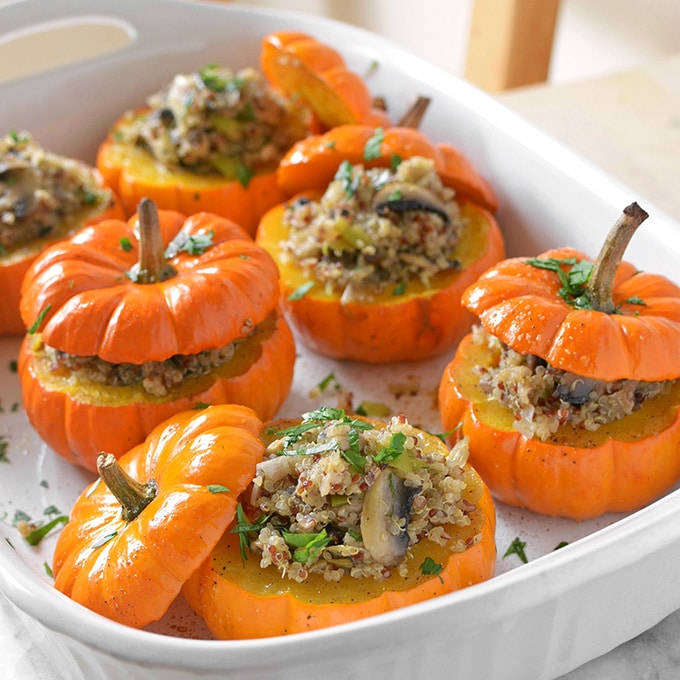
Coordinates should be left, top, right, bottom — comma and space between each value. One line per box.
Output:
1, 1, 680, 678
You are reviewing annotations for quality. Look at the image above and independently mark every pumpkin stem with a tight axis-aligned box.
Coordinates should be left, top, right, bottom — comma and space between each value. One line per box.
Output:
132, 198, 177, 284
97, 452, 158, 523
397, 95, 431, 129
587, 202, 649, 313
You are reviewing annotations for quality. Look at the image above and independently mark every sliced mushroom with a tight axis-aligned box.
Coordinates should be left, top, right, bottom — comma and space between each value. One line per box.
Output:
556, 373, 601, 405
360, 469, 421, 568
0, 159, 38, 217
372, 182, 450, 225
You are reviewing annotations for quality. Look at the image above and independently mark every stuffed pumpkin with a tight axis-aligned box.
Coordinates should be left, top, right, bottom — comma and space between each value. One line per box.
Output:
256, 126, 504, 363
438, 203, 680, 519
0, 130, 123, 335
183, 407, 496, 638
18, 199, 295, 472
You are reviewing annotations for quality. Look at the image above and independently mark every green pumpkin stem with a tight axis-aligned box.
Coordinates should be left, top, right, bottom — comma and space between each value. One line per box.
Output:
587, 202, 649, 313
134, 198, 177, 283
97, 452, 158, 522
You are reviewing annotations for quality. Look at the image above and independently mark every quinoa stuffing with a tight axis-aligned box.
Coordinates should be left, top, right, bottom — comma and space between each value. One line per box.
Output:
280, 156, 467, 302
113, 65, 308, 179
472, 325, 673, 440
244, 407, 478, 584
0, 130, 112, 252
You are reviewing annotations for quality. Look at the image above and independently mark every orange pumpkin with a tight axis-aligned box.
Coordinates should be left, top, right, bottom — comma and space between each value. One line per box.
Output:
96, 61, 310, 236
261, 31, 392, 130
256, 131, 504, 363
18, 199, 295, 472
439, 203, 680, 519
1, 131, 124, 336
53, 404, 264, 629
276, 124, 499, 213
183, 410, 496, 638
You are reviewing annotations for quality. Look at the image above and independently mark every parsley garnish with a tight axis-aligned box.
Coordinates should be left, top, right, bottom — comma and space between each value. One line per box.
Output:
231, 503, 270, 562
392, 282, 407, 296
288, 281, 315, 300
420, 556, 444, 583
503, 536, 528, 563
207, 484, 230, 494
28, 305, 51, 334
554, 541, 569, 551
119, 236, 133, 252
283, 529, 331, 563
525, 256, 594, 309
8, 360, 17, 373
165, 230, 214, 258
316, 371, 337, 392
91, 532, 117, 550
0, 436, 8, 463
373, 431, 407, 464
390, 154, 402, 172
334, 160, 360, 198
363, 128, 384, 161
13, 510, 68, 546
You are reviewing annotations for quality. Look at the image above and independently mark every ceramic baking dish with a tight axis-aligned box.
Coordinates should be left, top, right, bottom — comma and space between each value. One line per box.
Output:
1, 1, 680, 678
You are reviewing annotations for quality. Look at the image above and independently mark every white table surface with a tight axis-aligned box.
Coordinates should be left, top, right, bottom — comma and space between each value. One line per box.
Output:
2, 53, 680, 680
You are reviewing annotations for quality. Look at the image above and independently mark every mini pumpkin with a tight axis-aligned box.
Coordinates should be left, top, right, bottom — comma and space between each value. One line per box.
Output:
183, 408, 496, 638
52, 404, 265, 629
18, 199, 295, 472
438, 203, 680, 519
261, 31, 392, 130
256, 129, 504, 363
0, 130, 123, 336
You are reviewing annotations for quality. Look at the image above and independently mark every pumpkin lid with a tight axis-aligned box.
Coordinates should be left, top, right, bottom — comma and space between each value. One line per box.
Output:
52, 404, 265, 629
464, 203, 680, 382
261, 31, 391, 130
276, 124, 499, 213
20, 199, 282, 363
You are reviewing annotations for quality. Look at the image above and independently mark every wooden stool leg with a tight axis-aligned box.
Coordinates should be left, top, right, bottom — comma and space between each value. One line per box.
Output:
465, 0, 561, 92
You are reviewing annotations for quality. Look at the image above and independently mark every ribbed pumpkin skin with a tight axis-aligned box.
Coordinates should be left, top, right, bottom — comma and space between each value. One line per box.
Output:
18, 207, 296, 472
52, 404, 265, 628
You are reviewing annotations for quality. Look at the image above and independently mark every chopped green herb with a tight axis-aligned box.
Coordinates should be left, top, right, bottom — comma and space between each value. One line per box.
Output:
625, 296, 646, 306
503, 536, 528, 563
9, 360, 17, 373
390, 154, 402, 172
373, 431, 406, 464
28, 305, 51, 334
44, 562, 54, 579
119, 236, 133, 252
91, 532, 117, 550
283, 529, 330, 563
432, 423, 462, 442
392, 282, 407, 296
317, 371, 337, 392
16, 513, 68, 546
355, 401, 391, 417
341, 428, 366, 472
236, 162, 254, 188
334, 160, 360, 198
554, 541, 569, 550
165, 229, 214, 258
288, 280, 315, 301
0, 436, 8, 463
363, 128, 384, 161
420, 556, 444, 583
207, 484, 231, 494
525, 256, 594, 309
231, 503, 270, 562
325, 140, 336, 150
193, 402, 210, 410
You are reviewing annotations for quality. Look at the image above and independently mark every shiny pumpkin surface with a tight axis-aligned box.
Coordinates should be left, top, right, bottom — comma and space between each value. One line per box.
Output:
52, 404, 264, 629
438, 332, 680, 519
276, 125, 499, 213
256, 197, 505, 362
464, 246, 680, 382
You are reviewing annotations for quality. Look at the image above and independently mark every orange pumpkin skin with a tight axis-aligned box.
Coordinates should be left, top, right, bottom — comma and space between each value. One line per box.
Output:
463, 247, 680, 382
183, 471, 496, 638
256, 197, 505, 363
261, 32, 392, 131
0, 188, 124, 336
18, 208, 296, 471
276, 125, 499, 213
53, 404, 265, 629
438, 332, 680, 520
17, 313, 294, 472
96, 131, 288, 237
